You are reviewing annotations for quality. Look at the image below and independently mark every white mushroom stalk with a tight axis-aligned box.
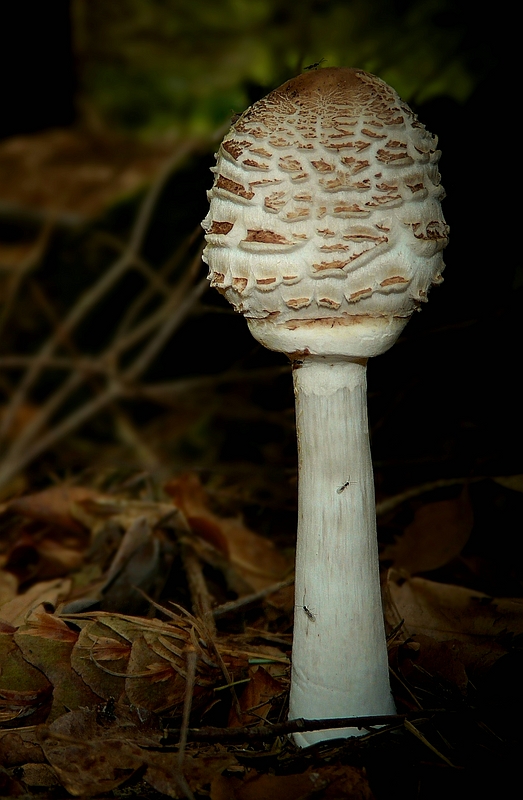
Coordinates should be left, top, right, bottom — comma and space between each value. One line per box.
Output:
202, 67, 448, 746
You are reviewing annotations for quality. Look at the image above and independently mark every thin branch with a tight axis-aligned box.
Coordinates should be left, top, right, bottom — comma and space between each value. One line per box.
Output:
177, 648, 197, 771
104, 223, 202, 340
122, 274, 208, 382
136, 365, 290, 402
212, 577, 294, 619
0, 138, 199, 442
0, 220, 55, 339
0, 356, 102, 372
0, 274, 207, 487
0, 382, 120, 487
376, 475, 485, 517
163, 710, 446, 743
181, 542, 216, 636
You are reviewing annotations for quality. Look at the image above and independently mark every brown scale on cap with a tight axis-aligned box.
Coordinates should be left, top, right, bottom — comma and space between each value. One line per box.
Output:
202, 67, 448, 330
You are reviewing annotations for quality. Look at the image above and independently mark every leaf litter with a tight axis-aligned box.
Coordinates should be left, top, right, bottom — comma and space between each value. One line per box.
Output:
0, 474, 522, 797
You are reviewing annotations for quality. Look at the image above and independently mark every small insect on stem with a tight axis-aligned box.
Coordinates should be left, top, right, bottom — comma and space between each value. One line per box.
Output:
303, 605, 316, 621
337, 476, 357, 494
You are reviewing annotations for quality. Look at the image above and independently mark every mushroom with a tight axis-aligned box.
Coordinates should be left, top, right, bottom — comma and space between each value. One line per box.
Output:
202, 67, 448, 745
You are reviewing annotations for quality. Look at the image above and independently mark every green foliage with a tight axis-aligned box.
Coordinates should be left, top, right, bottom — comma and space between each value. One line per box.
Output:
73, 0, 484, 136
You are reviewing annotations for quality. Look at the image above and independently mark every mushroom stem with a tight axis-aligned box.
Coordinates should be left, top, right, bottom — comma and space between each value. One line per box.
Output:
289, 355, 395, 746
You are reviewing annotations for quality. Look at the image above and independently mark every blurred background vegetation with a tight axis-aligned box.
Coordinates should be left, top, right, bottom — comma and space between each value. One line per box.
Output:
71, 0, 479, 136
3, 0, 489, 140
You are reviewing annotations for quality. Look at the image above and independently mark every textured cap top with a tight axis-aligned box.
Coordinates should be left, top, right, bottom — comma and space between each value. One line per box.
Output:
203, 67, 448, 358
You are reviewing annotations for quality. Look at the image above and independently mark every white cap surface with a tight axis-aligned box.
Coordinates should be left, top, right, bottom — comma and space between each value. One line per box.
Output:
203, 67, 448, 358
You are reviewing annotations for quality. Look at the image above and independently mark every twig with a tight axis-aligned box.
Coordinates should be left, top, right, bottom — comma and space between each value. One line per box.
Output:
0, 263, 207, 488
0, 382, 121, 487
181, 540, 217, 636
176, 647, 197, 800
376, 476, 485, 517
103, 223, 202, 340
137, 365, 290, 402
121, 273, 208, 383
163, 710, 446, 743
0, 138, 199, 443
212, 577, 294, 618
0, 220, 55, 339
403, 718, 457, 767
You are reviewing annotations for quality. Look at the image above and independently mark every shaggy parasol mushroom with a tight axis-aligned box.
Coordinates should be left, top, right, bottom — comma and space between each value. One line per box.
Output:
202, 67, 448, 745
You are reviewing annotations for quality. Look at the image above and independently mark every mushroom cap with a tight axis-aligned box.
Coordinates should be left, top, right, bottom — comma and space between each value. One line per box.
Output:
203, 67, 448, 358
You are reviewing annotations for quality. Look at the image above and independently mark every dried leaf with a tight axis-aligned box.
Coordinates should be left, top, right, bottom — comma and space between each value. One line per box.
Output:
70, 619, 130, 701
381, 488, 473, 574
394, 633, 469, 693
17, 762, 58, 788
145, 748, 237, 799
229, 666, 284, 726
211, 765, 374, 800
0, 577, 72, 628
386, 574, 523, 671
0, 730, 45, 768
39, 703, 169, 796
69, 611, 220, 713
0, 571, 18, 609
41, 709, 144, 796
0, 632, 52, 723
4, 486, 99, 534
21, 608, 78, 642
166, 474, 290, 592
90, 634, 132, 662
0, 633, 53, 725
14, 610, 100, 719
494, 474, 523, 493
125, 635, 189, 713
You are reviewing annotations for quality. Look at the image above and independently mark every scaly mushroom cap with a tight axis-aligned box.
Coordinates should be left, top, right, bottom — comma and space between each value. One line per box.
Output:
202, 67, 448, 358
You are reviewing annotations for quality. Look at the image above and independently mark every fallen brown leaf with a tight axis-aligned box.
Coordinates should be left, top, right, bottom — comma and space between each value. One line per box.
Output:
70, 617, 131, 701
41, 709, 145, 797
0, 578, 72, 627
211, 764, 375, 800
386, 573, 523, 673
0, 730, 45, 769
381, 488, 473, 575
165, 474, 291, 593
3, 486, 99, 535
0, 571, 17, 609
494, 474, 523, 493
229, 665, 284, 727
68, 611, 223, 715
16, 762, 58, 788
147, 748, 237, 799
14, 608, 101, 720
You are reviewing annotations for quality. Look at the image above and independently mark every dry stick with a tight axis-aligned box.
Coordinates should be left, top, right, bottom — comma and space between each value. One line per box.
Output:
0, 220, 55, 340
122, 274, 208, 383
103, 223, 202, 340
1, 370, 86, 458
178, 650, 197, 758
0, 359, 288, 389
138, 364, 289, 403
212, 577, 294, 618
95, 231, 174, 299
180, 540, 217, 637
175, 648, 197, 800
376, 475, 485, 517
0, 266, 207, 488
16, 242, 206, 413
165, 710, 445, 743
0, 139, 198, 443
